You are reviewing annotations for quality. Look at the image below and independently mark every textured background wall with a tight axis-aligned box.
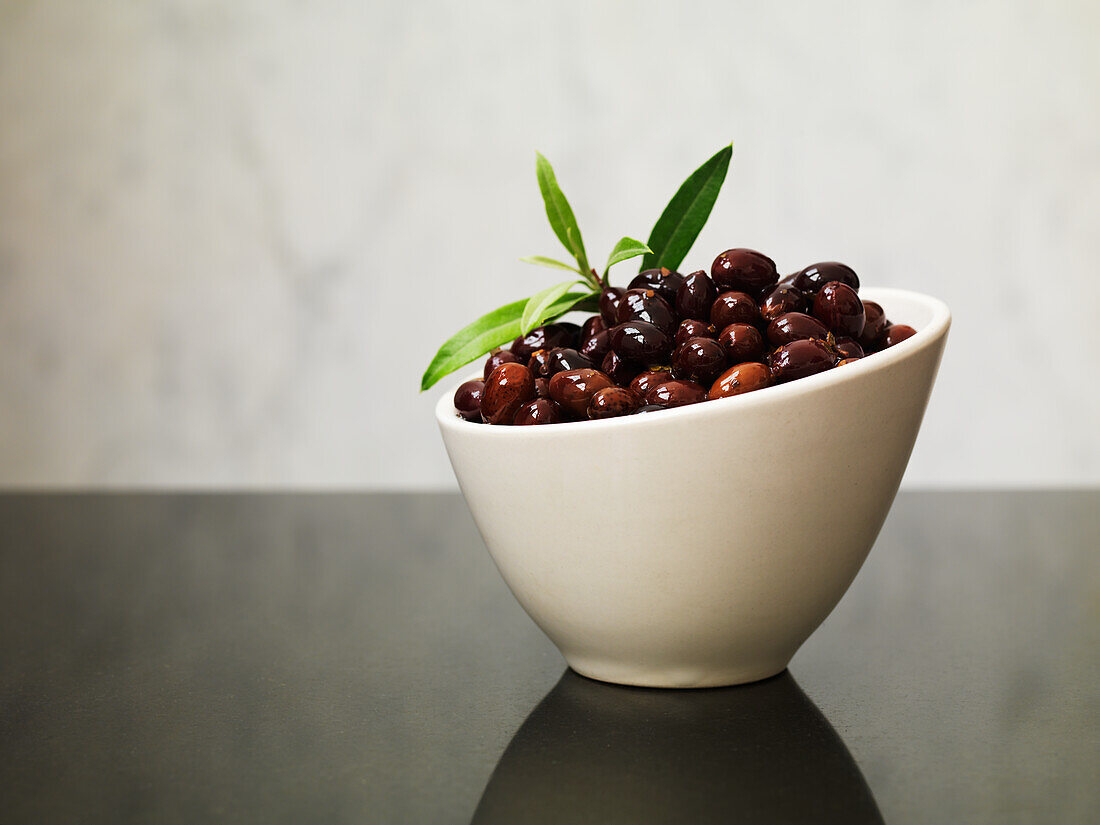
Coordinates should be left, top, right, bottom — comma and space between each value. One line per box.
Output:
1, 0, 1097, 488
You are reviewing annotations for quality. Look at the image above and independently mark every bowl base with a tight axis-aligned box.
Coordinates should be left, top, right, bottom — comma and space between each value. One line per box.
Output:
564, 656, 791, 689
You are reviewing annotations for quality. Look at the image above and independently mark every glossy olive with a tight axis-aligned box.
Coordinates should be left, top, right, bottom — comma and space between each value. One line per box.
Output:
813, 281, 865, 338
710, 248, 779, 294
587, 387, 642, 420
676, 270, 718, 320
579, 329, 612, 364
717, 323, 765, 363
453, 379, 484, 421
483, 349, 519, 380
859, 300, 888, 349
833, 337, 865, 360
710, 291, 760, 329
646, 379, 708, 408
556, 322, 582, 347
580, 315, 606, 343
881, 324, 917, 347
674, 318, 717, 348
609, 320, 673, 364
615, 288, 678, 336
768, 339, 837, 383
628, 367, 673, 398
547, 347, 594, 376
481, 362, 536, 424
792, 262, 860, 295
511, 324, 574, 361
527, 348, 553, 378
599, 287, 626, 326
671, 337, 727, 384
548, 368, 614, 417
708, 362, 772, 399
766, 312, 830, 346
629, 268, 684, 306
512, 398, 563, 425
760, 284, 806, 322
600, 350, 642, 386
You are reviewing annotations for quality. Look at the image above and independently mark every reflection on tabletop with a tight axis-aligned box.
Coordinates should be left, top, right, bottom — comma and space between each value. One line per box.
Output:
473, 669, 883, 825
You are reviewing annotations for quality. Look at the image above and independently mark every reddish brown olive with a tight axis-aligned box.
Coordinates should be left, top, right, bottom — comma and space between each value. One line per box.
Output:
548, 368, 614, 417
708, 362, 772, 399
580, 315, 606, 343
600, 350, 642, 386
671, 337, 727, 385
588, 387, 642, 419
881, 324, 917, 347
629, 268, 684, 306
813, 281, 865, 338
609, 320, 673, 364
710, 291, 760, 329
615, 288, 677, 336
792, 262, 859, 295
768, 339, 837, 383
534, 377, 550, 398
676, 270, 718, 320
599, 287, 626, 326
527, 348, 553, 378
760, 284, 806, 322
512, 398, 564, 425
859, 301, 888, 349
483, 349, 520, 380
766, 312, 830, 346
580, 329, 612, 364
481, 362, 536, 424
511, 324, 574, 361
628, 367, 673, 398
675, 319, 717, 348
646, 379, 708, 408
547, 347, 593, 376
833, 337, 865, 360
710, 248, 778, 294
717, 323, 765, 363
454, 379, 485, 421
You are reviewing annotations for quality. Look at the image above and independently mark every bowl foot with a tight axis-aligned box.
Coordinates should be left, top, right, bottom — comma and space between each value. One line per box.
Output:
564, 656, 791, 689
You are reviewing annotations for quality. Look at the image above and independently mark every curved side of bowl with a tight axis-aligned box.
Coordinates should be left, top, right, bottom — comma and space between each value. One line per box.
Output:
437, 288, 950, 687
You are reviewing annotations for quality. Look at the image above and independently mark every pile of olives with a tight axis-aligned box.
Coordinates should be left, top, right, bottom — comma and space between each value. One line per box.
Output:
455, 249, 917, 425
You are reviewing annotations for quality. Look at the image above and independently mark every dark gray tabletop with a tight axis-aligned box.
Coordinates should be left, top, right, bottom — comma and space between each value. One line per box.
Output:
1, 492, 1096, 824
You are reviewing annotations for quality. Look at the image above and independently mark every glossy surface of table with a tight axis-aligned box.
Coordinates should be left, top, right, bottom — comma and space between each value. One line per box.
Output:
1, 492, 1097, 823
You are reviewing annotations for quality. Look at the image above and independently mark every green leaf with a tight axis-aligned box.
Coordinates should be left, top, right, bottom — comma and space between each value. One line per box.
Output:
603, 237, 652, 277
519, 256, 581, 274
521, 279, 585, 335
536, 152, 590, 275
420, 290, 597, 391
641, 144, 732, 272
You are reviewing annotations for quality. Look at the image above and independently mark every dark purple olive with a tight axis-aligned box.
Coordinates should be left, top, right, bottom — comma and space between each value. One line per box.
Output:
881, 324, 917, 347
609, 320, 673, 364
708, 362, 772, 399
587, 387, 642, 419
481, 363, 536, 424
600, 350, 642, 386
629, 268, 684, 306
512, 398, 564, 425
768, 339, 837, 383
859, 301, 888, 349
717, 323, 765, 363
676, 270, 718, 320
634, 404, 667, 414
710, 291, 760, 329
674, 319, 717, 348
760, 284, 806, 322
511, 324, 574, 361
599, 287, 626, 326
579, 329, 612, 364
710, 248, 778, 294
766, 312, 830, 346
833, 337, 865, 360
483, 349, 520, 380
813, 281, 865, 338
527, 348, 553, 378
546, 347, 593, 376
580, 315, 606, 343
671, 337, 727, 384
454, 379, 484, 421
628, 367, 673, 398
792, 262, 860, 295
555, 322, 582, 347
615, 288, 677, 336
548, 368, 614, 417
646, 379, 707, 408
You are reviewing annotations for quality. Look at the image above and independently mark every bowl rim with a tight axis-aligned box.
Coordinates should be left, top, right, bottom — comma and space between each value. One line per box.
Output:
435, 287, 951, 437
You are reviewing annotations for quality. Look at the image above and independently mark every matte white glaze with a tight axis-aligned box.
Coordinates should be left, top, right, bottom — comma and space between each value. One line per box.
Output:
437, 288, 950, 687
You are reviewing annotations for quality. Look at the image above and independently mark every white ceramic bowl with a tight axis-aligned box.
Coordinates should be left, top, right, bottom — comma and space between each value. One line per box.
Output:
437, 288, 950, 688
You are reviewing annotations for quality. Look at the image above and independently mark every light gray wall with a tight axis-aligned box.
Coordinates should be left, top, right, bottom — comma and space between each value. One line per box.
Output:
1, 0, 1097, 487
